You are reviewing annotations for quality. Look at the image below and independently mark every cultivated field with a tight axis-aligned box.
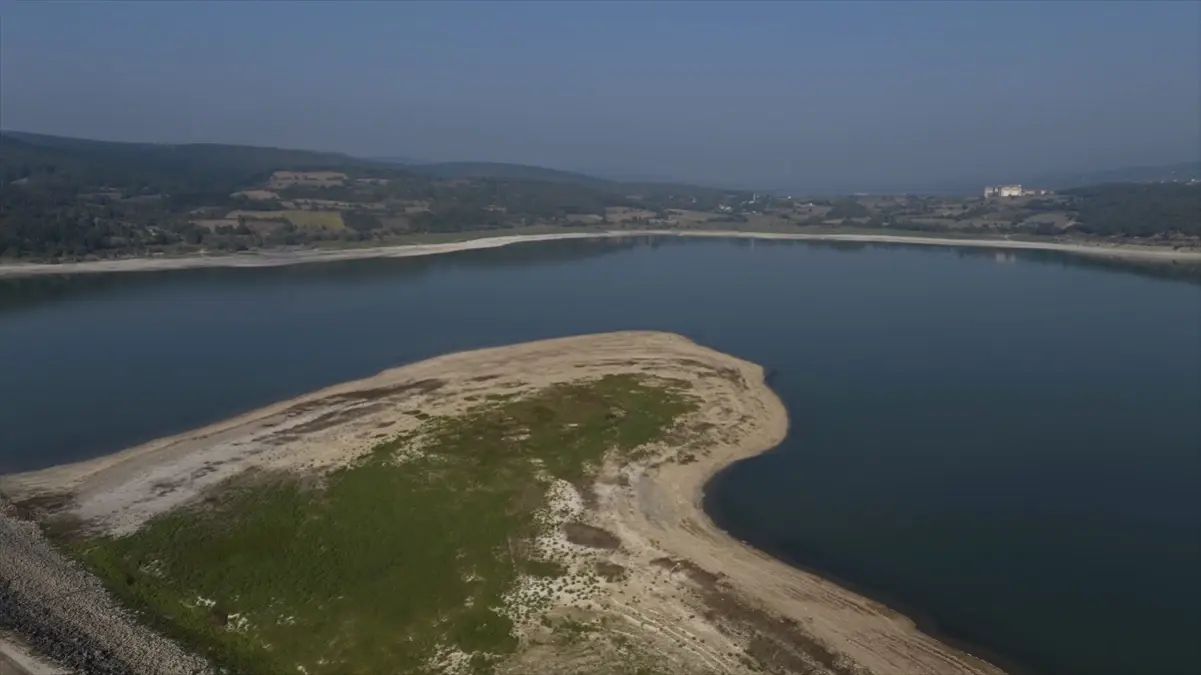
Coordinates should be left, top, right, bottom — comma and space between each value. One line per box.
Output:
229, 210, 346, 231
267, 171, 347, 189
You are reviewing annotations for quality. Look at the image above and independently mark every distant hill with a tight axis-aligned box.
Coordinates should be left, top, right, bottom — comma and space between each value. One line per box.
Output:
372, 155, 433, 166
413, 161, 614, 188
1, 130, 752, 261
940, 161, 1201, 195
373, 157, 607, 185
812, 161, 1201, 197
373, 157, 744, 199
2, 131, 369, 168
1028, 161, 1201, 191
1059, 182, 1201, 237
2, 130, 371, 191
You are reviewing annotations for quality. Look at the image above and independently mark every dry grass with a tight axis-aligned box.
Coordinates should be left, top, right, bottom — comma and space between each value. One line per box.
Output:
227, 210, 345, 231
564, 214, 604, 224
668, 210, 717, 225
604, 207, 656, 223
192, 219, 238, 232
230, 190, 279, 201
266, 171, 346, 188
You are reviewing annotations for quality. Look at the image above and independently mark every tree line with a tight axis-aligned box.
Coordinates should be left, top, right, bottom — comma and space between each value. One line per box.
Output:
1060, 183, 1200, 237
0, 132, 749, 260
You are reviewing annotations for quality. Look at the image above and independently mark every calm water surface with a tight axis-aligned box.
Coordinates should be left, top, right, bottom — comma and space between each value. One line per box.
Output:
1, 238, 1198, 675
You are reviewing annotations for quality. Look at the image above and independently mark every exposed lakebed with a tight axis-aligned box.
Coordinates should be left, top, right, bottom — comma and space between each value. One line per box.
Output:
1, 237, 1198, 675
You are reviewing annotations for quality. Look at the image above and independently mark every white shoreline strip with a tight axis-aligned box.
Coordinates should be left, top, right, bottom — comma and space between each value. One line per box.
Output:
0, 230, 1197, 279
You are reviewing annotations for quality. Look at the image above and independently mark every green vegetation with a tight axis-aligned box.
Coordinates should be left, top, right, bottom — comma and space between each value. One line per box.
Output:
780, 183, 1200, 241
394, 161, 613, 187
1060, 183, 1201, 237
3, 130, 1196, 261
240, 209, 346, 231
1028, 160, 1200, 190
0, 131, 747, 261
66, 375, 696, 675
825, 198, 869, 220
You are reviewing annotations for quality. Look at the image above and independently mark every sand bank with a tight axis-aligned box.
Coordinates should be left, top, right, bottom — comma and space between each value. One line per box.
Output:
0, 230, 1196, 279
1, 332, 1003, 674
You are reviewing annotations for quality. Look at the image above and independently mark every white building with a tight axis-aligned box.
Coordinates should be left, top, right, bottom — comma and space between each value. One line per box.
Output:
983, 184, 1023, 198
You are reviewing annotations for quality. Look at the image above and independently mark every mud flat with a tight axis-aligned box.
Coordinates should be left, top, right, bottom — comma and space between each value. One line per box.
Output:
0, 230, 1196, 279
1, 332, 1004, 674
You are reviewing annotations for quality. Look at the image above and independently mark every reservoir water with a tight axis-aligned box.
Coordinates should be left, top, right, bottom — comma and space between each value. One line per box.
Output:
1, 237, 1198, 675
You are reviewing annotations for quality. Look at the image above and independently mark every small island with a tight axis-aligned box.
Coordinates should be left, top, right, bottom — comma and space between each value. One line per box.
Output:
1, 332, 1002, 675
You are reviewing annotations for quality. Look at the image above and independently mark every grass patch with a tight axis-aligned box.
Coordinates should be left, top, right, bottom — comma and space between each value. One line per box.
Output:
522, 559, 568, 579
238, 209, 345, 231
562, 523, 622, 550
280, 210, 345, 231
68, 374, 695, 675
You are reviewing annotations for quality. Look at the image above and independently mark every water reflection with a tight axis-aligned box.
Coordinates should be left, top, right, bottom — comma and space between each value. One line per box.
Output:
0, 238, 641, 314
952, 245, 1201, 282
2, 236, 1197, 317
1, 235, 1198, 675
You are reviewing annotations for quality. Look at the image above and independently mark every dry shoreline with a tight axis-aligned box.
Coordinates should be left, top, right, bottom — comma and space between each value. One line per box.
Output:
0, 635, 71, 675
0, 230, 1197, 279
1, 332, 1004, 674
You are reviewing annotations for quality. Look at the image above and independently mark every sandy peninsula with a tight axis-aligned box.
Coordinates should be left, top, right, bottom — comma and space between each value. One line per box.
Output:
1, 332, 1004, 675
0, 229, 1197, 279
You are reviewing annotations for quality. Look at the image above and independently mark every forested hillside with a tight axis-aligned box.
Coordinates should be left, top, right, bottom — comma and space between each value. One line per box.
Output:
1060, 183, 1201, 237
385, 160, 739, 208
779, 183, 1200, 240
0, 132, 747, 260
1, 131, 370, 194
2, 131, 1197, 262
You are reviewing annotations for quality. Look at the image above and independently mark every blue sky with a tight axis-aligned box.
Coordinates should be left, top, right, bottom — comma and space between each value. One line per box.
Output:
2, 1, 1198, 191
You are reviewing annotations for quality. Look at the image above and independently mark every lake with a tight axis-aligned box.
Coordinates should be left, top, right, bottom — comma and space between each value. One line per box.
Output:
1, 237, 1198, 675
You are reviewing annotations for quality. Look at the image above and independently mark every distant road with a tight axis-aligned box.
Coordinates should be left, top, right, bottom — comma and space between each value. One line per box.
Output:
1, 230, 1198, 279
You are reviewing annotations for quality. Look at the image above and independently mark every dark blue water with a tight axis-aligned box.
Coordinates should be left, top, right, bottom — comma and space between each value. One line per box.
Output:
1, 238, 1198, 675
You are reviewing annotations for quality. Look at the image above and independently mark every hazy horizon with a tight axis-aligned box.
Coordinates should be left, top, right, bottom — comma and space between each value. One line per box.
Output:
2, 1, 1198, 193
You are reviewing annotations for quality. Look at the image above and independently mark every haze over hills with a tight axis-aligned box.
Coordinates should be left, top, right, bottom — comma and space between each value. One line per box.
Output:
1, 130, 738, 199
11, 126, 1194, 201
374, 150, 1200, 198
370, 155, 763, 197
1022, 161, 1201, 190
2, 129, 1198, 264
5, 2, 1198, 198
374, 156, 746, 192
0, 129, 757, 260
373, 158, 615, 189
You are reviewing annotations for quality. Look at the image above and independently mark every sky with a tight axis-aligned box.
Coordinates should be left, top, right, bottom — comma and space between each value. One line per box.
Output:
2, 1, 1199, 192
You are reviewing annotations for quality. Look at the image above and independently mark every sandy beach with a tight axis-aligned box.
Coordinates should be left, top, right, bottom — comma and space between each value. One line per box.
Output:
1, 332, 1004, 674
0, 230, 1196, 279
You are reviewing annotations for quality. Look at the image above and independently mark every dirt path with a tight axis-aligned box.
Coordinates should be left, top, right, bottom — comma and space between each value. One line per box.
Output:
1, 332, 1004, 674
0, 230, 1196, 279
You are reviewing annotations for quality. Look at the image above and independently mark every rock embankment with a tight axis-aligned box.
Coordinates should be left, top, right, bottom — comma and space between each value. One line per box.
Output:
0, 500, 210, 675
1, 633, 72, 675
